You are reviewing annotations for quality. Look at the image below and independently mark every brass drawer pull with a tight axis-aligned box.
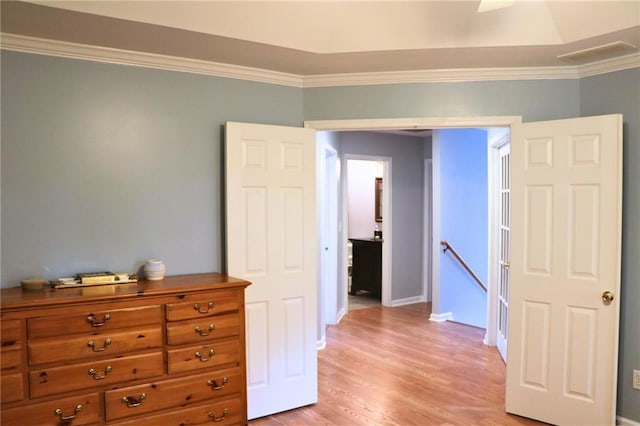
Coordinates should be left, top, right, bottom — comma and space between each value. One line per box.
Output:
87, 313, 110, 327
121, 393, 146, 408
208, 408, 228, 422
54, 404, 82, 422
195, 349, 215, 362
87, 337, 111, 352
88, 365, 112, 380
195, 324, 215, 336
207, 377, 228, 391
194, 302, 214, 314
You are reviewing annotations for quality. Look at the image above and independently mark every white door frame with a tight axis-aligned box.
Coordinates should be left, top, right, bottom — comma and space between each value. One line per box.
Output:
422, 159, 433, 302
486, 130, 511, 346
343, 154, 392, 307
306, 117, 522, 318
317, 143, 339, 348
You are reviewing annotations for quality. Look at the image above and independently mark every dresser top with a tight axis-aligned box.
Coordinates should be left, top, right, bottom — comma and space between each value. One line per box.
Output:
1, 273, 250, 310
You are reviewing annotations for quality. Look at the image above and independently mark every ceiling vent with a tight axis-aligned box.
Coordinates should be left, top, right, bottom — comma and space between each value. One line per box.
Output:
557, 41, 637, 64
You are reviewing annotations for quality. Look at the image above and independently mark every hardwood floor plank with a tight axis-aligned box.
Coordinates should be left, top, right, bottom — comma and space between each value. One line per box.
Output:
250, 303, 544, 426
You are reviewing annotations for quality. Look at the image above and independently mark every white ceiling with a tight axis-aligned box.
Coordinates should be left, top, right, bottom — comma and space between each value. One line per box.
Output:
2, 1, 640, 75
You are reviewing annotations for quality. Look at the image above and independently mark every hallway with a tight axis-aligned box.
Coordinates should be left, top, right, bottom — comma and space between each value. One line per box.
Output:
250, 303, 544, 425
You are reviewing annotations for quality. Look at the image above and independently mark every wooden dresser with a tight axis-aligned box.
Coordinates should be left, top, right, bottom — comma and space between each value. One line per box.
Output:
0, 273, 250, 426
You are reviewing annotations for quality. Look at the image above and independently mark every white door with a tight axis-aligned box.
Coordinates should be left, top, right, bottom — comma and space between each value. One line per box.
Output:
506, 114, 622, 425
496, 143, 510, 362
225, 122, 318, 419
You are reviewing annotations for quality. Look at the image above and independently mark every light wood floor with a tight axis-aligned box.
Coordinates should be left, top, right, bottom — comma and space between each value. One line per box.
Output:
250, 303, 545, 426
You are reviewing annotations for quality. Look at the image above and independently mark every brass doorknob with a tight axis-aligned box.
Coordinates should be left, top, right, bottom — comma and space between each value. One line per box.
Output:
602, 291, 615, 304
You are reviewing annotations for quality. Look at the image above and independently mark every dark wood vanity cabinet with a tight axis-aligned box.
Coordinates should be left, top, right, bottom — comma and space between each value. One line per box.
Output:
349, 238, 382, 297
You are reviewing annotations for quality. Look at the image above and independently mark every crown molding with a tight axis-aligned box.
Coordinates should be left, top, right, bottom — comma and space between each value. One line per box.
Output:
303, 53, 640, 87
1, 33, 638, 88
578, 52, 640, 78
0, 33, 304, 88
302, 66, 579, 87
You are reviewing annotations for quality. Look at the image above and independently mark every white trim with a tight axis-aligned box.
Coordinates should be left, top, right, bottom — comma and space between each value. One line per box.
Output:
391, 295, 426, 307
0, 33, 303, 87
579, 53, 640, 78
422, 159, 433, 303
381, 159, 392, 308
316, 336, 327, 351
336, 307, 346, 325
617, 416, 640, 426
429, 312, 453, 323
306, 116, 523, 131
431, 133, 442, 316
486, 140, 499, 347
316, 141, 339, 349
303, 65, 579, 87
2, 33, 638, 88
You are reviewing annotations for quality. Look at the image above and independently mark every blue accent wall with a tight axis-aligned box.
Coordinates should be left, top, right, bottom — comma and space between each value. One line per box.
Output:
437, 129, 488, 328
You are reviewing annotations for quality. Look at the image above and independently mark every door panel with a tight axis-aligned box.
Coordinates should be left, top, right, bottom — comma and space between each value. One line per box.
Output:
496, 143, 510, 362
506, 114, 622, 425
226, 122, 318, 419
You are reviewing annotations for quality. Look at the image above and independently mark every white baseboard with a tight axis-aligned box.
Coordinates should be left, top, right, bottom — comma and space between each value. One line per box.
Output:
390, 295, 425, 307
336, 308, 346, 324
618, 416, 640, 426
429, 312, 453, 322
316, 335, 326, 351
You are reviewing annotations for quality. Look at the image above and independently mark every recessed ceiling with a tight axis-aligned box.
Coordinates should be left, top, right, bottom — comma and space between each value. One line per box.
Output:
1, 0, 639, 75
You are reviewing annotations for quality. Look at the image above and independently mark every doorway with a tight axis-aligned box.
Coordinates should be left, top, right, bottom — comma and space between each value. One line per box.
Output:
343, 154, 392, 311
308, 116, 521, 341
346, 159, 385, 311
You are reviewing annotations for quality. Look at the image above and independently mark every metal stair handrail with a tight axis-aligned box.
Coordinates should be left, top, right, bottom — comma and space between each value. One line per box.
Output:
440, 240, 487, 293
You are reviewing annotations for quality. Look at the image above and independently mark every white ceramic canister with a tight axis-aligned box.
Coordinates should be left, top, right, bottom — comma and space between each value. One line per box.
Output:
144, 259, 166, 280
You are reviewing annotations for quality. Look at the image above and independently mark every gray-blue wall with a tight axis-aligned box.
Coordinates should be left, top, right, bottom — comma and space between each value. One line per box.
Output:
1, 51, 303, 284
1, 49, 638, 422
303, 80, 581, 121
579, 67, 640, 422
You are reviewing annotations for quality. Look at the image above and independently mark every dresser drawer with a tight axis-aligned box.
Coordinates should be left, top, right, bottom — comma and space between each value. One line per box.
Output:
110, 396, 243, 426
1, 393, 99, 426
29, 351, 164, 398
166, 313, 240, 345
1, 371, 24, 403
104, 366, 244, 421
28, 305, 161, 338
28, 325, 163, 365
1, 349, 21, 371
166, 291, 239, 321
167, 339, 240, 374
1, 319, 22, 350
